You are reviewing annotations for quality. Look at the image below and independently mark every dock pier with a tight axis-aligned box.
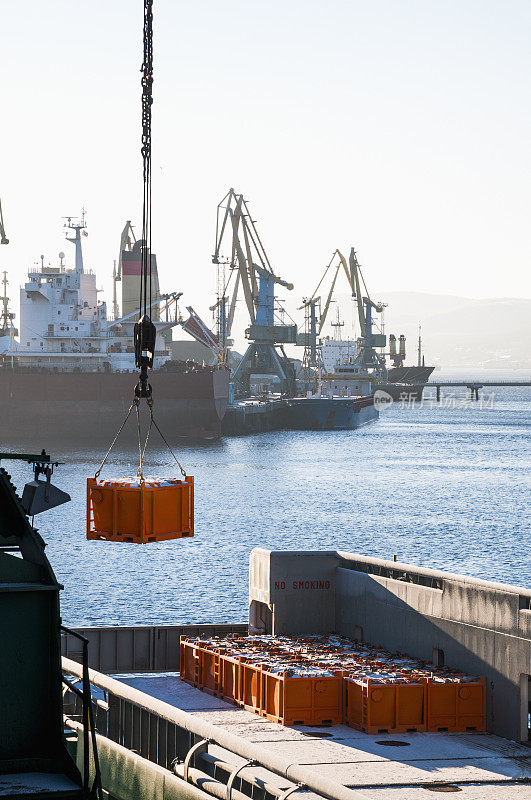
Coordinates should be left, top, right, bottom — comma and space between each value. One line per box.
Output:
221, 397, 287, 435
424, 379, 531, 401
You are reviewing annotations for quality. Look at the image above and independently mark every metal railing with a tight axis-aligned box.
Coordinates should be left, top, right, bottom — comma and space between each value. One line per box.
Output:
62, 656, 360, 800
60, 627, 103, 800
61, 623, 248, 674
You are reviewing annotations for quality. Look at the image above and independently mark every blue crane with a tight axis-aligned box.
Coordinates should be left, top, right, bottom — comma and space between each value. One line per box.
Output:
212, 189, 298, 398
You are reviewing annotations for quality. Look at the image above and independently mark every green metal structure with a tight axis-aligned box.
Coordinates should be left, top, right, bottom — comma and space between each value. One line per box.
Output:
0, 464, 84, 798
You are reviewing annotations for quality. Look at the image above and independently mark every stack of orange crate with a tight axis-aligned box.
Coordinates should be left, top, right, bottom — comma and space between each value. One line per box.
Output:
180, 637, 344, 725
179, 634, 486, 733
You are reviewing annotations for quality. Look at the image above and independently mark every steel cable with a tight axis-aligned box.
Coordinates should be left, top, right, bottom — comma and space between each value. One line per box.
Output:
94, 400, 137, 479
148, 404, 187, 477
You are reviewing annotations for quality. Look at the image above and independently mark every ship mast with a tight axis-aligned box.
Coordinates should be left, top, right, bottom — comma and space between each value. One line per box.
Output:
0, 199, 10, 332
0, 271, 10, 333
331, 305, 344, 341
63, 209, 87, 272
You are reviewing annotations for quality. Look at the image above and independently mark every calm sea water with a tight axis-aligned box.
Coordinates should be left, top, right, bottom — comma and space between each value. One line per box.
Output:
4, 373, 530, 627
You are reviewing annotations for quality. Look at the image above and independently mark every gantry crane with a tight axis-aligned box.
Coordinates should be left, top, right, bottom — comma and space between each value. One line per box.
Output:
212, 189, 297, 397
299, 246, 388, 375
0, 199, 8, 246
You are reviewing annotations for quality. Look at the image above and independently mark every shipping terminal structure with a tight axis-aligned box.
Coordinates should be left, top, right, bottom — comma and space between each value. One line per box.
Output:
0, 202, 436, 443
2, 461, 529, 800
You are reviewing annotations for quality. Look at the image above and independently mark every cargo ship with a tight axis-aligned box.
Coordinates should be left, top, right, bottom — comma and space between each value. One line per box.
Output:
387, 364, 435, 383
0, 216, 230, 442
378, 331, 435, 399
285, 339, 378, 430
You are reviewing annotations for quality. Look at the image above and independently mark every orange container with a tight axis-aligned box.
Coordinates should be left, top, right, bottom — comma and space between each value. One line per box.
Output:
262, 670, 343, 726
87, 475, 194, 543
220, 652, 240, 705
238, 660, 264, 712
200, 648, 223, 697
344, 677, 427, 734
180, 639, 202, 686
426, 678, 486, 732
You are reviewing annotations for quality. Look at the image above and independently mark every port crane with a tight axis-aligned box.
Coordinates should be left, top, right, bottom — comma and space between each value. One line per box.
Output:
0, 271, 16, 334
212, 189, 298, 397
0, 200, 17, 342
0, 198, 8, 245
113, 221, 136, 320
299, 246, 388, 376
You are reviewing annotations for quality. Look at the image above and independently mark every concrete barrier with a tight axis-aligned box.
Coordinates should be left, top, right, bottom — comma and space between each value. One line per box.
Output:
62, 623, 247, 674
248, 548, 531, 743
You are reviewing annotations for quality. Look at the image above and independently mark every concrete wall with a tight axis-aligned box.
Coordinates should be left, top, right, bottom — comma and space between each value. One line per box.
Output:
248, 548, 531, 742
62, 623, 247, 674
249, 548, 337, 635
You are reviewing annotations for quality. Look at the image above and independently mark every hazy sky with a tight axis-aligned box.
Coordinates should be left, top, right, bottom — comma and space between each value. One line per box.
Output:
2, 0, 530, 330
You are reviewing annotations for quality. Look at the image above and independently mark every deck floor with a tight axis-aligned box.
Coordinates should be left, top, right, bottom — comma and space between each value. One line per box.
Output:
119, 674, 531, 800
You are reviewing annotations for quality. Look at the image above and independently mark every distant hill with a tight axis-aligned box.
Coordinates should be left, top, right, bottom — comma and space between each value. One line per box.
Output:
333, 292, 531, 369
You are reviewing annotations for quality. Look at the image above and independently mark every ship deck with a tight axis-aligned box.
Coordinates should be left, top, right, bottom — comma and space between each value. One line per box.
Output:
119, 673, 531, 800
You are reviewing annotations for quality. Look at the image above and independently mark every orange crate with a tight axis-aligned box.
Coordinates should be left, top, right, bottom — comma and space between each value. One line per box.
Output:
180, 639, 202, 686
344, 677, 427, 734
262, 670, 343, 726
87, 476, 194, 543
426, 678, 486, 732
238, 660, 263, 713
220, 652, 240, 705
200, 648, 223, 698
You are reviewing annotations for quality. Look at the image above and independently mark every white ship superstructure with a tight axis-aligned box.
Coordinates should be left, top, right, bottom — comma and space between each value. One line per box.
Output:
15, 215, 177, 372
317, 337, 373, 397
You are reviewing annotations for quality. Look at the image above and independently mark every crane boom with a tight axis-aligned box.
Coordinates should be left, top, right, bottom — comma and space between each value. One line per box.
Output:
212, 189, 297, 396
117, 220, 136, 279
349, 248, 366, 336
230, 197, 255, 323
213, 188, 294, 327
319, 261, 340, 334
302, 245, 386, 348
0, 199, 9, 245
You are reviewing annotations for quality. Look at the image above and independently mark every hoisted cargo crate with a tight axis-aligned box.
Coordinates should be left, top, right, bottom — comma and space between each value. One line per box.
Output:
87, 475, 194, 543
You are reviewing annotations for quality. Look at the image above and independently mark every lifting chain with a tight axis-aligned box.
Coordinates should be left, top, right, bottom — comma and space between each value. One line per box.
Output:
94, 392, 186, 481
140, 0, 153, 318
134, 0, 156, 398
94, 0, 187, 484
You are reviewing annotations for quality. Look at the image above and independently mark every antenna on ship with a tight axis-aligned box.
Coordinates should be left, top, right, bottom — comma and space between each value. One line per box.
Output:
63, 210, 87, 272
87, 0, 194, 545
0, 271, 14, 334
331, 305, 344, 341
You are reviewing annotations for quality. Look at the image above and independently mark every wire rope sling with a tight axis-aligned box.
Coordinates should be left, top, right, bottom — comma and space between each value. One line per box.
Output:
87, 0, 194, 544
